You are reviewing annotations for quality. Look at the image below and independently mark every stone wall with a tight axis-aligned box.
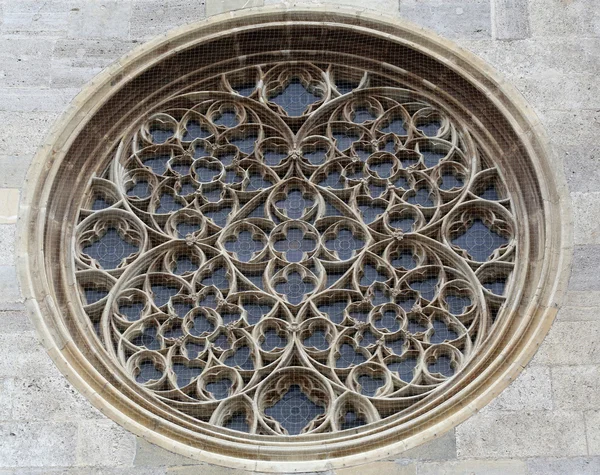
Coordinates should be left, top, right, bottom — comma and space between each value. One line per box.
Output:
0, 0, 597, 473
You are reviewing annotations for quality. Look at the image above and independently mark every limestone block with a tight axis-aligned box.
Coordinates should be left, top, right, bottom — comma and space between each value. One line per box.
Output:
131, 0, 206, 39
0, 378, 14, 420
572, 193, 600, 244
486, 365, 552, 411
557, 305, 600, 322
0, 156, 31, 189
263, 0, 399, 15
552, 365, 600, 410
0, 306, 33, 333
0, 88, 78, 113
569, 246, 600, 291
0, 112, 58, 157
492, 0, 530, 40
0, 0, 77, 36
527, 457, 600, 475
417, 459, 528, 475
0, 333, 57, 378
0, 225, 15, 266
67, 1, 132, 40
167, 465, 253, 474
0, 422, 77, 467
0, 38, 54, 87
392, 430, 456, 462
11, 375, 103, 421
534, 321, 600, 365
587, 410, 600, 455
399, 0, 490, 39
0, 266, 21, 304
0, 469, 167, 474
76, 420, 136, 467
564, 290, 600, 309
207, 0, 263, 17
134, 438, 199, 466
336, 462, 416, 475
0, 189, 18, 225
455, 410, 587, 458
529, 0, 600, 37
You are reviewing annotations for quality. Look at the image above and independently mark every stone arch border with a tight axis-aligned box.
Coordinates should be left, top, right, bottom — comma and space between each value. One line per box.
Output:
17, 6, 572, 472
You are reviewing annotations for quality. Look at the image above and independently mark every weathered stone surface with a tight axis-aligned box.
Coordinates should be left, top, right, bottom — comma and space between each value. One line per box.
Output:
529, 0, 600, 37
393, 430, 456, 462
486, 365, 552, 411
0, 112, 58, 157
0, 306, 33, 333
264, 0, 398, 14
552, 366, 600, 410
167, 465, 252, 475
0, 422, 77, 467
131, 0, 205, 39
0, 378, 14, 420
534, 321, 600, 365
565, 291, 600, 308
417, 459, 528, 475
399, 0, 490, 39
492, 0, 530, 40
527, 457, 600, 475
569, 246, 600, 292
207, 0, 263, 17
0, 156, 31, 189
0, 225, 15, 266
456, 410, 587, 458
0, 38, 54, 87
0, 0, 76, 36
0, 87, 78, 112
571, 192, 600, 244
76, 420, 136, 467
0, 266, 22, 304
134, 438, 199, 466
0, 332, 56, 377
586, 410, 600, 455
67, 1, 132, 39
0, 468, 166, 474
336, 462, 415, 475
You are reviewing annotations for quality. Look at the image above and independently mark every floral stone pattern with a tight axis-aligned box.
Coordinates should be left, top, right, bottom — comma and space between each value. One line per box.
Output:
75, 62, 516, 436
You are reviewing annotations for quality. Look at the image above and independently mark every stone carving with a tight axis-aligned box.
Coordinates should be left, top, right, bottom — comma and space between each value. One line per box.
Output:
75, 62, 515, 436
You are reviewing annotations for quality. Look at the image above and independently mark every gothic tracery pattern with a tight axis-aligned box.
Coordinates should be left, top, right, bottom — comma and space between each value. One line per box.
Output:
75, 62, 516, 436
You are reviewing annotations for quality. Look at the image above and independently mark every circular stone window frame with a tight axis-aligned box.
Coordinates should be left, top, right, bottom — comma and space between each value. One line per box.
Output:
17, 6, 572, 472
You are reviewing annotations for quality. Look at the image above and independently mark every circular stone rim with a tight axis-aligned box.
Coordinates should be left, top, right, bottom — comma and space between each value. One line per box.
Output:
17, 5, 572, 472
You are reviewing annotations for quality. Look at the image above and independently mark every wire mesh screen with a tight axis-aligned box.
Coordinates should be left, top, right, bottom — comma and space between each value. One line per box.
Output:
30, 10, 552, 465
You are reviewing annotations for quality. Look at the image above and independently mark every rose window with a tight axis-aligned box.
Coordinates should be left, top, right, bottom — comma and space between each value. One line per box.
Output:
20, 9, 568, 471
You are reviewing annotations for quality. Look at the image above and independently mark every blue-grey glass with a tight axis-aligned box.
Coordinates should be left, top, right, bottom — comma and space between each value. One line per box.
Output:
341, 411, 366, 430
389, 216, 415, 232
428, 355, 454, 377
197, 291, 218, 309
385, 337, 404, 354
275, 190, 314, 219
119, 302, 144, 321
91, 196, 111, 210
325, 229, 364, 260
399, 155, 419, 168
273, 228, 316, 262
223, 412, 250, 432
149, 127, 174, 144
216, 151, 235, 165
336, 344, 367, 368
224, 346, 253, 370
247, 204, 266, 219
451, 219, 508, 262
220, 309, 241, 324
353, 146, 372, 162
446, 295, 471, 314
368, 183, 387, 198
234, 83, 255, 96
185, 342, 203, 359
352, 108, 377, 123
244, 271, 266, 290
380, 118, 406, 135
324, 201, 343, 217
206, 379, 232, 399
303, 148, 327, 165
440, 173, 463, 190
275, 272, 314, 305
406, 188, 433, 207
358, 203, 387, 224
174, 256, 195, 275
388, 357, 417, 382
269, 79, 321, 117
391, 250, 417, 269
242, 297, 273, 325
82, 228, 138, 269
396, 295, 417, 311
213, 112, 238, 127
262, 329, 287, 351
136, 361, 162, 383
224, 170, 244, 184
247, 173, 272, 191
171, 162, 191, 175
203, 205, 233, 228
189, 313, 215, 336
375, 310, 400, 332
156, 194, 183, 214
357, 374, 384, 397
409, 276, 438, 301
380, 140, 395, 153
421, 150, 445, 168
348, 309, 368, 322
264, 385, 323, 435
224, 231, 264, 262
360, 264, 387, 286
303, 329, 328, 350
132, 326, 160, 350
178, 182, 196, 195
332, 130, 360, 150
359, 330, 378, 347
483, 279, 506, 295
195, 163, 220, 182
163, 322, 184, 340
172, 302, 193, 318
318, 300, 347, 324
143, 155, 170, 175
407, 318, 427, 334
317, 170, 344, 189
369, 160, 394, 178
182, 121, 211, 141
230, 133, 258, 154
172, 363, 202, 387
418, 120, 441, 136
127, 180, 150, 198
430, 319, 458, 343
478, 184, 500, 200
393, 176, 409, 189
177, 222, 201, 238
212, 333, 230, 349
201, 188, 221, 202
201, 266, 229, 289
263, 150, 288, 166
369, 287, 388, 306
84, 286, 108, 304
151, 284, 180, 307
